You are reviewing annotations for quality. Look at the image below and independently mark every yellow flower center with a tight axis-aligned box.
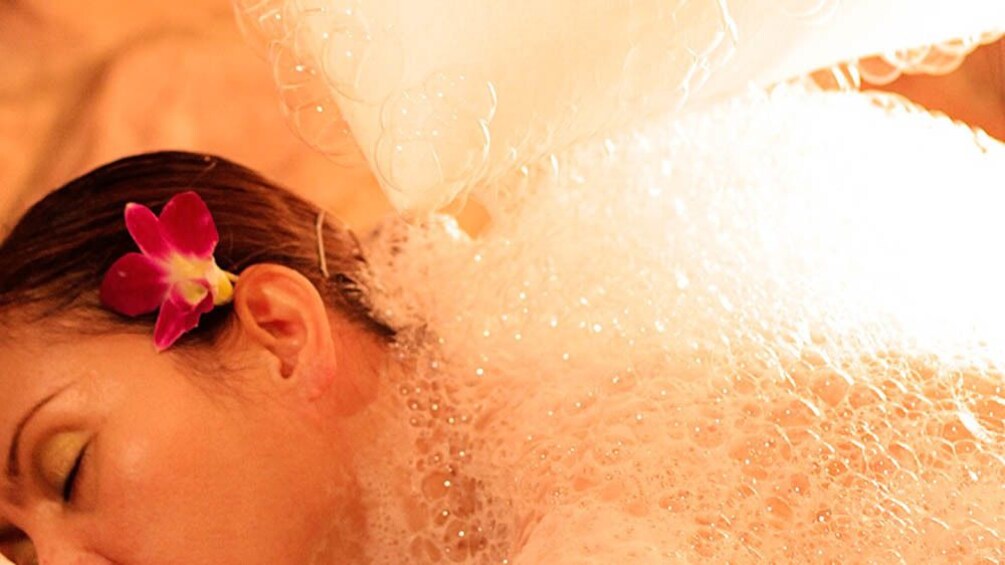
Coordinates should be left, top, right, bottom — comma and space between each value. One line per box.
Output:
167, 255, 237, 306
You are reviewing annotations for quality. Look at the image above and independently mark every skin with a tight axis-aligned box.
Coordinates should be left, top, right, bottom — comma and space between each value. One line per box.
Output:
0, 264, 402, 564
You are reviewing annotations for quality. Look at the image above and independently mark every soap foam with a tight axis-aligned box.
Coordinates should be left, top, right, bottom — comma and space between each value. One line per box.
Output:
359, 88, 1005, 563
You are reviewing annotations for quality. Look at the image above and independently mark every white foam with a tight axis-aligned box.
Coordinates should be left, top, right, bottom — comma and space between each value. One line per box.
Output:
358, 88, 1005, 563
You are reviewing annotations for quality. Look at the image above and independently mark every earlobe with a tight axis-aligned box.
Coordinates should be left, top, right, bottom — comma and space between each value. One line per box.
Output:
232, 264, 337, 398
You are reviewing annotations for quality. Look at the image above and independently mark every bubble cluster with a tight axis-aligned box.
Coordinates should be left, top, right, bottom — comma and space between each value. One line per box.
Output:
855, 30, 1004, 86
360, 89, 1005, 563
234, 0, 400, 162
238, 0, 1001, 217
236, 0, 750, 212
800, 29, 1005, 94
375, 72, 497, 212
619, 0, 738, 116
237, 0, 500, 211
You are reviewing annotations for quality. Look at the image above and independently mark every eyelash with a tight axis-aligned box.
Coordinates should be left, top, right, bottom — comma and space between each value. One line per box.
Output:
61, 443, 88, 503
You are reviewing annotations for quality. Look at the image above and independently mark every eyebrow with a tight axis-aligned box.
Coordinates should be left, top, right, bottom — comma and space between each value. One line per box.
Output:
5, 385, 73, 482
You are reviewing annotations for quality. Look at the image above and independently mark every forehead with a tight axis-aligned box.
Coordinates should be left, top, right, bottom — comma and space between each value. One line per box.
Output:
0, 332, 171, 430
1, 327, 178, 376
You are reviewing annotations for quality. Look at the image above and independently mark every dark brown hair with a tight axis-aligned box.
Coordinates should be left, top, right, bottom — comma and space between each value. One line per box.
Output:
0, 151, 393, 347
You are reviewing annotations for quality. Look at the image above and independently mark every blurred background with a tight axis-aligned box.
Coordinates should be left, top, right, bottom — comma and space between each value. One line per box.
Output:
0, 0, 391, 235
0, 1, 1001, 235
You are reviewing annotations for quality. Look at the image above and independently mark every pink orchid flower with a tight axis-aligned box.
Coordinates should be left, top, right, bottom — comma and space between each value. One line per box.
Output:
100, 191, 238, 351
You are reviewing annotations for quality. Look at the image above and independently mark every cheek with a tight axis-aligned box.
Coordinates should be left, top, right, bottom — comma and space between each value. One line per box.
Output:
89, 382, 334, 562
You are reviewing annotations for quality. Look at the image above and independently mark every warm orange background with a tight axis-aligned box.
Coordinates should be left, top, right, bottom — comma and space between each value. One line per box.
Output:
0, 0, 390, 235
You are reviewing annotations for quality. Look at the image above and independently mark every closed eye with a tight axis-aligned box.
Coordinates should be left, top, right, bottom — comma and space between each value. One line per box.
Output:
61, 442, 88, 503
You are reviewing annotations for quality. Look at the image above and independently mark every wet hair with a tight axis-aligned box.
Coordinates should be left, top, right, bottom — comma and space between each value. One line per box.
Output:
0, 150, 394, 348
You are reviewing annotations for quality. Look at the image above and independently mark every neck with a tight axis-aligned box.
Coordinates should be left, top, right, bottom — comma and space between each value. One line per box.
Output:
326, 320, 390, 418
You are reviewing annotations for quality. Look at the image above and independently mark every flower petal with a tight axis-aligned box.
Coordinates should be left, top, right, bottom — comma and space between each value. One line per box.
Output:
159, 191, 219, 258
152, 282, 215, 351
99, 253, 170, 316
124, 203, 170, 259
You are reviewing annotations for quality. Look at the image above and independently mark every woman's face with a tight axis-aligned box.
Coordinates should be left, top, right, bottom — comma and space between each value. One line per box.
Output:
0, 330, 364, 564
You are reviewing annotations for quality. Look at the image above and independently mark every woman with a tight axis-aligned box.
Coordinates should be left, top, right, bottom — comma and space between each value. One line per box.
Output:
2, 3, 1005, 565
0, 152, 417, 563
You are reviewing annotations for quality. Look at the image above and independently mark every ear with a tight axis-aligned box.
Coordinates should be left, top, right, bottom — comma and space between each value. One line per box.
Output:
232, 264, 337, 399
